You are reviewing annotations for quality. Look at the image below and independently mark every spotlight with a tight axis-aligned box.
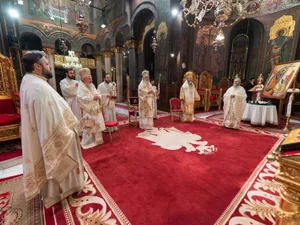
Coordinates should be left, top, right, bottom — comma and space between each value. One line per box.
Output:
101, 24, 106, 29
8, 9, 19, 18
170, 53, 175, 58
171, 8, 178, 17
18, 0, 23, 5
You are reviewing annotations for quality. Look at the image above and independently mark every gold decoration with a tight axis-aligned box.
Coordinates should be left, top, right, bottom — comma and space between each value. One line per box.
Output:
54, 54, 66, 67
269, 15, 295, 41
0, 53, 18, 99
112, 47, 123, 54
139, 20, 155, 52
79, 58, 95, 68
95, 55, 102, 61
0, 124, 20, 142
199, 71, 213, 89
256, 73, 264, 88
157, 22, 168, 42
54, 55, 95, 68
43, 48, 55, 55
268, 145, 300, 224
102, 52, 112, 58
125, 40, 136, 49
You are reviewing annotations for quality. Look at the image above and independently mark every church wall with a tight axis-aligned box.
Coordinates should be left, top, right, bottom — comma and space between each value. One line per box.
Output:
190, 5, 300, 86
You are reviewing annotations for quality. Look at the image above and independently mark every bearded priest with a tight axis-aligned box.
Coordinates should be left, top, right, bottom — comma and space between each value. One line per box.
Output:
20, 51, 84, 208
97, 73, 117, 131
60, 69, 81, 120
223, 77, 247, 129
180, 72, 200, 122
138, 70, 156, 129
77, 68, 106, 149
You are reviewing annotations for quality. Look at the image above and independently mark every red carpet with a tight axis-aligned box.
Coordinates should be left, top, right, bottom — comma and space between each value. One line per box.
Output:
83, 116, 280, 225
216, 161, 280, 224
0, 162, 129, 225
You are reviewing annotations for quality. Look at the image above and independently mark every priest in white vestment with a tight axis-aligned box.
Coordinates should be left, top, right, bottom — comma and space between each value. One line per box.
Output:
60, 69, 81, 120
97, 73, 118, 131
223, 77, 247, 129
138, 70, 155, 129
77, 68, 105, 149
21, 51, 84, 208
151, 80, 158, 119
180, 72, 200, 122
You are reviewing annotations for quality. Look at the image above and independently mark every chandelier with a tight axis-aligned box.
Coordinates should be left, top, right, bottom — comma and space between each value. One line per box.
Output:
63, 51, 82, 69
180, 0, 258, 28
151, 30, 158, 53
76, 14, 89, 33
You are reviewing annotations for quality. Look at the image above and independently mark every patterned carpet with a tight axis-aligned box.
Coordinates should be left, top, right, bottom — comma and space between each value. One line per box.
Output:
0, 109, 286, 225
196, 110, 300, 134
0, 161, 130, 225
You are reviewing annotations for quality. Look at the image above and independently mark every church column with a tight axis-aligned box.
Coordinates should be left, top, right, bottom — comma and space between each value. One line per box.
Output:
103, 52, 112, 74
43, 47, 57, 90
95, 55, 104, 85
113, 47, 124, 102
125, 40, 137, 90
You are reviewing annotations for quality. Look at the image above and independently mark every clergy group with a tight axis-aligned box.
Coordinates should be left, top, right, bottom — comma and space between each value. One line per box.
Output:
20, 50, 247, 208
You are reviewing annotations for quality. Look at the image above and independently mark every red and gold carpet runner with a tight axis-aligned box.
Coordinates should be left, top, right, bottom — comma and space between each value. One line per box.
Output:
0, 115, 284, 225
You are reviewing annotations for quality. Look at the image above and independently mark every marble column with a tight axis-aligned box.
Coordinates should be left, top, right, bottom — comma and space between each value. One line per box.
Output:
103, 52, 112, 74
113, 47, 124, 102
125, 40, 137, 90
95, 55, 104, 86
43, 48, 57, 90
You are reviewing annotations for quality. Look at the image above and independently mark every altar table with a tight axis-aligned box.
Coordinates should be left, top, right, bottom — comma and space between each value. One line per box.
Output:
242, 103, 278, 126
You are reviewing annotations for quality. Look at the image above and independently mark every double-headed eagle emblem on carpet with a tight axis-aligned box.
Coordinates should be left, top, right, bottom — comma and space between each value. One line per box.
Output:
137, 127, 217, 155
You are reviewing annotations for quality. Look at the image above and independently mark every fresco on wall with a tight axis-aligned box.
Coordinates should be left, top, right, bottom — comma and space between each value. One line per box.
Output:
193, 26, 224, 82
27, 0, 88, 25
260, 0, 299, 13
265, 15, 295, 74
264, 0, 283, 11
156, 22, 168, 71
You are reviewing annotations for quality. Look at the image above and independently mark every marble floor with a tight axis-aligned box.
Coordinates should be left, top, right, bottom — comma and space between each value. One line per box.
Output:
0, 157, 23, 179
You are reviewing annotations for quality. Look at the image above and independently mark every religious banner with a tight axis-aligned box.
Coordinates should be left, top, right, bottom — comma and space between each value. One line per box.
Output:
262, 61, 300, 99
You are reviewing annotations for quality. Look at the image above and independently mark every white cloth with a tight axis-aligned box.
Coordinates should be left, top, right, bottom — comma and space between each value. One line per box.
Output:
77, 81, 105, 149
60, 77, 81, 120
223, 85, 247, 129
242, 103, 278, 126
20, 74, 84, 208
97, 82, 118, 131
180, 80, 200, 122
138, 79, 155, 129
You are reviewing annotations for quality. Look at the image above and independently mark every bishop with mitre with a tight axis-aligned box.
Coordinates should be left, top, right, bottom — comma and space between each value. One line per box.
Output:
138, 70, 156, 129
180, 71, 200, 122
77, 68, 106, 149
